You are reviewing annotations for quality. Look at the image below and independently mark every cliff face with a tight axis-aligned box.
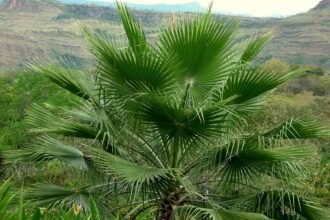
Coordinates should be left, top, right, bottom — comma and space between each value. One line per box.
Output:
6, 0, 23, 8
312, 0, 330, 11
1, 0, 58, 11
3, 0, 31, 9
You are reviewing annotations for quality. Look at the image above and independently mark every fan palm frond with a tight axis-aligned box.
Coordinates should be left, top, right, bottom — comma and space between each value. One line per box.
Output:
192, 140, 313, 186
116, 1, 147, 54
240, 33, 272, 63
4, 136, 91, 170
175, 205, 268, 220
263, 118, 330, 139
160, 11, 238, 102
223, 66, 304, 105
29, 64, 98, 103
84, 146, 175, 198
84, 29, 176, 106
244, 190, 330, 220
26, 184, 92, 213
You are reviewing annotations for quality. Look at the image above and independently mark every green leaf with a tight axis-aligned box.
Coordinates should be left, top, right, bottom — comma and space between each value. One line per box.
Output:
193, 140, 313, 185
116, 1, 147, 54
31, 208, 42, 220
263, 118, 330, 139
83, 28, 175, 105
0, 178, 16, 217
29, 64, 98, 103
175, 205, 268, 220
26, 184, 91, 213
160, 12, 238, 101
139, 97, 229, 143
244, 190, 330, 220
5, 136, 91, 170
27, 104, 98, 139
85, 146, 174, 196
223, 66, 304, 105
89, 197, 101, 220
18, 188, 25, 220
240, 33, 272, 63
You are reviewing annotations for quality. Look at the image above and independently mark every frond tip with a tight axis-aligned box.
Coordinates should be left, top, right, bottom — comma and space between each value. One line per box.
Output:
116, 1, 147, 53
263, 118, 330, 139
241, 33, 273, 63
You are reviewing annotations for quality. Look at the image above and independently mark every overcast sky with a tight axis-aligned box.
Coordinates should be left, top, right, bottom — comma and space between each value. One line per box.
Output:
99, 0, 322, 17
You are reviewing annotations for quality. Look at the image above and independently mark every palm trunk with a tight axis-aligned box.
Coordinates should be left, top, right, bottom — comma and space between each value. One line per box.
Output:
158, 200, 173, 220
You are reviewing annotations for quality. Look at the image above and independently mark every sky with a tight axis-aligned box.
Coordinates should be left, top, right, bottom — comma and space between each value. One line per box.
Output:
98, 0, 322, 17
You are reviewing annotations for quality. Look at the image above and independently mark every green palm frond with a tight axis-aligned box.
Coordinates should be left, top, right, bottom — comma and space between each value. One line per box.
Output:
0, 178, 15, 217
89, 197, 101, 220
29, 64, 98, 103
223, 66, 304, 105
160, 11, 238, 101
240, 33, 272, 63
175, 205, 268, 220
84, 29, 176, 104
26, 184, 92, 213
193, 140, 313, 185
27, 104, 98, 139
26, 103, 122, 154
244, 190, 330, 220
116, 1, 147, 54
138, 97, 229, 144
4, 136, 91, 170
84, 146, 174, 197
263, 118, 330, 139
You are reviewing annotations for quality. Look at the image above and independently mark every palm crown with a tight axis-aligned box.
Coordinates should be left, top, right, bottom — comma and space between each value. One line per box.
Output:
7, 2, 330, 219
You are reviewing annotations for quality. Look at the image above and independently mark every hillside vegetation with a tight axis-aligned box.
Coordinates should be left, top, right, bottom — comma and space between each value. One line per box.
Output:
0, 0, 329, 74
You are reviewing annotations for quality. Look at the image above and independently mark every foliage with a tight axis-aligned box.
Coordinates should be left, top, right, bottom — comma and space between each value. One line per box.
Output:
0, 72, 70, 150
3, 2, 330, 220
0, 178, 101, 220
262, 58, 291, 74
262, 58, 330, 95
0, 71, 73, 184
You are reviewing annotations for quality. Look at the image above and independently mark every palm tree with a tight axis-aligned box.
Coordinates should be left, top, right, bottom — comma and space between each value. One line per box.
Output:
6, 2, 330, 219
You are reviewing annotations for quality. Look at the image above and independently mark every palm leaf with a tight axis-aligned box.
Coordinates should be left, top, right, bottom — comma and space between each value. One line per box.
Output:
0, 178, 15, 217
223, 66, 304, 105
175, 205, 268, 220
192, 140, 313, 186
244, 190, 330, 220
29, 64, 98, 103
83, 28, 176, 104
160, 11, 238, 101
240, 33, 272, 63
263, 118, 330, 139
116, 1, 147, 54
27, 104, 98, 139
26, 103, 122, 154
26, 184, 92, 213
4, 136, 91, 170
84, 146, 174, 197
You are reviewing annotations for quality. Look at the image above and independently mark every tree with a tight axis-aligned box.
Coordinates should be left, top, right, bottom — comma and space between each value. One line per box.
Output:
262, 58, 290, 74
6, 2, 330, 219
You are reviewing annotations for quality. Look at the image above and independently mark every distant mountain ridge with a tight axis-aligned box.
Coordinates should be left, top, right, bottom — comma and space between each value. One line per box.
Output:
312, 0, 330, 10
0, 0, 329, 73
59, 0, 204, 12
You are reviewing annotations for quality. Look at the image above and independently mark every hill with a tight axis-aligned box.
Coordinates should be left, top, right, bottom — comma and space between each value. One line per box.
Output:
0, 0, 329, 73
59, 0, 204, 12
